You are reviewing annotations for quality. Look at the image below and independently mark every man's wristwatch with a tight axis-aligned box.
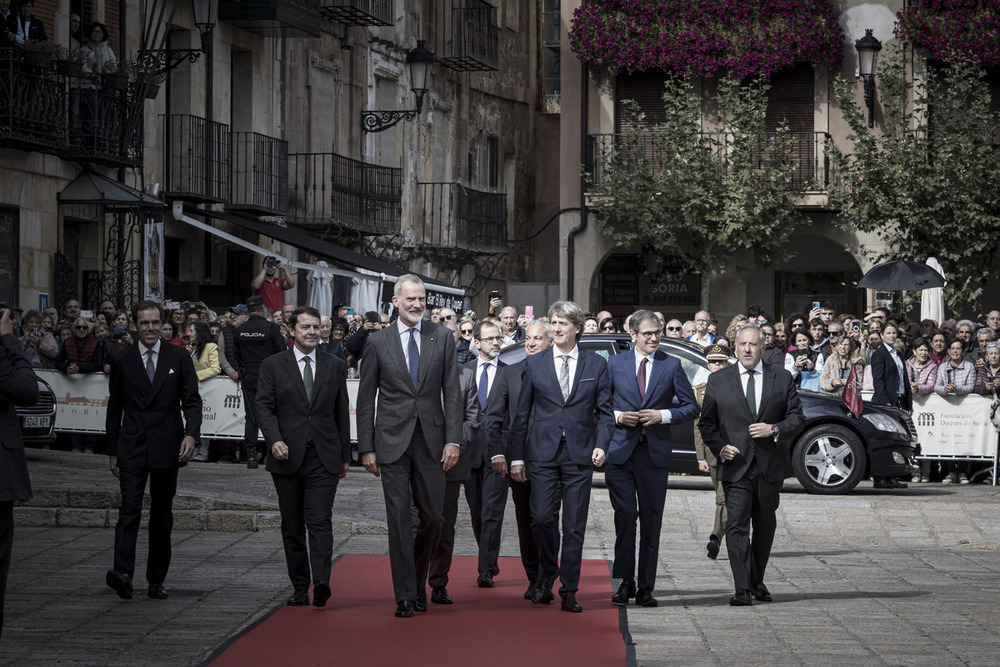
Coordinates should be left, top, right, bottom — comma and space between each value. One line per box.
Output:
770, 424, 779, 437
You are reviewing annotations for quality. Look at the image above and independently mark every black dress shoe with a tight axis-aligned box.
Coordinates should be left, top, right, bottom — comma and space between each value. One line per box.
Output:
395, 600, 414, 618
635, 587, 658, 607
561, 593, 583, 613
893, 480, 909, 489
287, 591, 310, 606
147, 583, 168, 600
531, 570, 558, 605
106, 569, 133, 600
477, 572, 495, 588
873, 478, 896, 489
524, 582, 537, 600
611, 579, 636, 605
491, 565, 500, 576
706, 536, 721, 560
729, 590, 753, 606
431, 586, 453, 605
752, 584, 772, 602
414, 592, 428, 612
312, 582, 331, 607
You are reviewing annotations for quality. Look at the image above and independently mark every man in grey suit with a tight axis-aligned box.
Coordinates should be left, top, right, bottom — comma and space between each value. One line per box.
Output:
0, 308, 39, 637
698, 323, 804, 606
256, 306, 352, 608
356, 275, 463, 618
510, 301, 615, 613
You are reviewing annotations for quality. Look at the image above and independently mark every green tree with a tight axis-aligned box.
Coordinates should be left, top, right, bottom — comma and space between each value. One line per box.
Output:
587, 75, 805, 275
829, 46, 1000, 314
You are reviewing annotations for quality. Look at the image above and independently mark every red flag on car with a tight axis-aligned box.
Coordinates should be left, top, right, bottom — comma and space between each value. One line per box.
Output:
842, 363, 863, 419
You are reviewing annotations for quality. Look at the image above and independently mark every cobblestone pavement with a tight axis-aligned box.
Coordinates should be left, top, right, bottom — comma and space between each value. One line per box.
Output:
2, 450, 999, 665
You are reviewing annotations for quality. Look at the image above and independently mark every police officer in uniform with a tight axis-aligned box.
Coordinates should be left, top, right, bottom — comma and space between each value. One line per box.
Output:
233, 295, 285, 468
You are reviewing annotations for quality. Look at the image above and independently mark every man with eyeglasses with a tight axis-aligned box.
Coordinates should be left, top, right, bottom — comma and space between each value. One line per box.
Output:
664, 319, 684, 340
686, 311, 715, 347
760, 323, 784, 367
606, 310, 698, 607
430, 321, 505, 600
480, 320, 550, 600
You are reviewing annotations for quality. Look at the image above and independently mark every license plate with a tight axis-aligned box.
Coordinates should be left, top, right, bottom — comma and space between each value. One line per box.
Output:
22, 415, 50, 429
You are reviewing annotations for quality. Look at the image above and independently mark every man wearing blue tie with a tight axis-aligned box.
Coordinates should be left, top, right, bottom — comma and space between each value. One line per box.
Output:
509, 301, 614, 613
606, 310, 699, 607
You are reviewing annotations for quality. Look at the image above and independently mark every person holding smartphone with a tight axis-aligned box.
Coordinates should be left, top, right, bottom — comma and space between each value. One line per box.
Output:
251, 255, 296, 316
18, 309, 59, 369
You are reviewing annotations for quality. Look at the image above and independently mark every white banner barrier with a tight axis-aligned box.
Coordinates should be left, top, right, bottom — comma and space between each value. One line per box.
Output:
41, 370, 361, 443
861, 390, 996, 458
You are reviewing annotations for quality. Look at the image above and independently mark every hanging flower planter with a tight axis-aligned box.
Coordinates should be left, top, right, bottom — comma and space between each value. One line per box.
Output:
895, 0, 1000, 67
568, 0, 844, 79
55, 59, 84, 76
101, 72, 129, 91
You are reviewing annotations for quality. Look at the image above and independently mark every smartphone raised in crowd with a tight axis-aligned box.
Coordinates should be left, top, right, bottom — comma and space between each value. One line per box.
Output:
490, 290, 501, 300
525, 305, 534, 319
812, 301, 821, 310
266, 258, 279, 268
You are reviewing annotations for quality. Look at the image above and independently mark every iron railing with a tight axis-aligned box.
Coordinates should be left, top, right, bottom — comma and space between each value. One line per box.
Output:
288, 152, 402, 235
161, 114, 231, 202
417, 182, 507, 253
0, 50, 143, 167
438, 0, 499, 72
320, 0, 392, 26
229, 131, 288, 216
586, 131, 835, 192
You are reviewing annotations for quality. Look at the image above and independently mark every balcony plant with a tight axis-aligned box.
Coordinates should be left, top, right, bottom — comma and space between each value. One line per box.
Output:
54, 45, 86, 77
586, 75, 804, 276
895, 0, 1000, 67
19, 40, 57, 72
828, 45, 1000, 313
568, 0, 844, 79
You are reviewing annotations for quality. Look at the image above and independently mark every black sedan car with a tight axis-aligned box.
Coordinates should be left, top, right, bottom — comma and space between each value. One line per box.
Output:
16, 376, 57, 445
498, 334, 919, 494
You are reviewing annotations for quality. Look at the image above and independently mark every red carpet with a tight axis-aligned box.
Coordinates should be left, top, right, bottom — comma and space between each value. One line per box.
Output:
209, 555, 626, 666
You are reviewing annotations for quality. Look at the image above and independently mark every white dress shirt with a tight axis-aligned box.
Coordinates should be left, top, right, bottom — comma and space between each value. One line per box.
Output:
475, 358, 498, 399
739, 360, 764, 417
397, 319, 421, 369
553, 345, 579, 395
293, 346, 318, 383
614, 351, 672, 424
139, 339, 162, 374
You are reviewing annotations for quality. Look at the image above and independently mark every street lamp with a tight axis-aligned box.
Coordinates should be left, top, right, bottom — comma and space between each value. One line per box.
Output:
855, 28, 882, 129
138, 0, 219, 75
361, 41, 437, 133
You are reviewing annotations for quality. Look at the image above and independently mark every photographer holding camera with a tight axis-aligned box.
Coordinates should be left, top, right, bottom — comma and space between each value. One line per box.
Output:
251, 256, 295, 316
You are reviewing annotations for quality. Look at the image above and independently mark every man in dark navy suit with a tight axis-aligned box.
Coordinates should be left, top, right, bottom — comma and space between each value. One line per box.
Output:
509, 301, 614, 613
606, 310, 699, 607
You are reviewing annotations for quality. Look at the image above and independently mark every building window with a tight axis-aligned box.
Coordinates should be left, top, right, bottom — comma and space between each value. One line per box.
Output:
486, 135, 499, 188
0, 206, 18, 305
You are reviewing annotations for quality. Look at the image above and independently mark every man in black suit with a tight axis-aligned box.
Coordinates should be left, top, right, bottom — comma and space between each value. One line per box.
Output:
606, 310, 699, 607
0, 308, 39, 637
869, 322, 911, 489
356, 275, 463, 618
105, 301, 202, 601
698, 323, 804, 606
509, 301, 615, 613
479, 320, 549, 598
431, 320, 504, 592
255, 306, 352, 607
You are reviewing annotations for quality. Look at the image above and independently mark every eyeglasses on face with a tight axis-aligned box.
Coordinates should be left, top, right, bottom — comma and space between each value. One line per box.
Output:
74, 325, 89, 331
665, 326, 681, 331
460, 328, 473, 334
601, 326, 615, 331
441, 315, 454, 321
637, 330, 661, 338
477, 336, 502, 343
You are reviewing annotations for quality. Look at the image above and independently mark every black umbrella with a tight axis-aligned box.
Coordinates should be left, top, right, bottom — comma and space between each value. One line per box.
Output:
858, 260, 946, 291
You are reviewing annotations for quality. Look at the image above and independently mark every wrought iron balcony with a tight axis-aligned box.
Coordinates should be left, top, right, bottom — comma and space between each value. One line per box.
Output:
218, 0, 324, 37
417, 182, 507, 253
288, 152, 402, 235
229, 131, 288, 216
0, 49, 143, 167
320, 0, 392, 26
161, 114, 231, 203
585, 131, 836, 193
437, 0, 499, 72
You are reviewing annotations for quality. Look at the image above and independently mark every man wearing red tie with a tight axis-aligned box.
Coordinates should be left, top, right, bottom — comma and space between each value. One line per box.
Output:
605, 310, 698, 607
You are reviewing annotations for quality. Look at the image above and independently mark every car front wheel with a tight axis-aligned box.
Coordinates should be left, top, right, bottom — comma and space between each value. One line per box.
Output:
792, 424, 867, 495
